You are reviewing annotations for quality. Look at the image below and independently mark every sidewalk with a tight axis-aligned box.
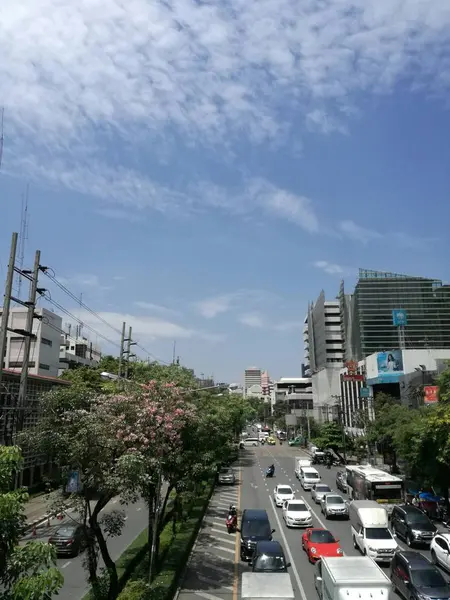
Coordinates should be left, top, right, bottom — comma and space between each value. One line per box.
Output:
24, 494, 51, 524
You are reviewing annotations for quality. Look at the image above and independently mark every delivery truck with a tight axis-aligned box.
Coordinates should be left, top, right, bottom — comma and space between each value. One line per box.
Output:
314, 556, 391, 599
241, 572, 295, 600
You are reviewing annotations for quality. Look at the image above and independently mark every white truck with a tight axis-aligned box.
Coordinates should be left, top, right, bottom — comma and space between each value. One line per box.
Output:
349, 500, 398, 563
241, 572, 295, 600
314, 556, 391, 600
294, 457, 311, 479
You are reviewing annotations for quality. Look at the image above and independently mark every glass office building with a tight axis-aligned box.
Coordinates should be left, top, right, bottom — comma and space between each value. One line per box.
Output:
340, 269, 450, 360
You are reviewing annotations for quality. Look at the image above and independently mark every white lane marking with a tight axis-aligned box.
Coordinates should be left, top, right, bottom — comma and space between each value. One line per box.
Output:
136, 507, 142, 512
197, 576, 233, 590
208, 544, 235, 555
124, 516, 128, 521
300, 496, 327, 529
61, 561, 71, 569
268, 496, 309, 600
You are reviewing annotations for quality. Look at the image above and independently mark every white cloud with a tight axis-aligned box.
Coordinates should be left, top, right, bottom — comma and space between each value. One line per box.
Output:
195, 292, 242, 319
58, 273, 111, 292
133, 301, 178, 315
339, 220, 382, 244
273, 321, 304, 332
239, 313, 264, 328
313, 260, 345, 275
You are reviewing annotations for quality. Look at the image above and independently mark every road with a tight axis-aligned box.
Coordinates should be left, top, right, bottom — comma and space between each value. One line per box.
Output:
21, 496, 147, 600
178, 442, 450, 600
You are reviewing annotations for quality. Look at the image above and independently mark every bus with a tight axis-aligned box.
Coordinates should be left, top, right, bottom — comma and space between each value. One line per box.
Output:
346, 465, 404, 515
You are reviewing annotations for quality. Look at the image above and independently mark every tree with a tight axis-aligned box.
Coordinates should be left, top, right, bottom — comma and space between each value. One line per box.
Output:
21, 388, 137, 600
0, 446, 63, 599
437, 361, 450, 403
365, 393, 411, 472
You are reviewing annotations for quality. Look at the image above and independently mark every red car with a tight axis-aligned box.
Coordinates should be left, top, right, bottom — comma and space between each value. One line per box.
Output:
302, 528, 343, 563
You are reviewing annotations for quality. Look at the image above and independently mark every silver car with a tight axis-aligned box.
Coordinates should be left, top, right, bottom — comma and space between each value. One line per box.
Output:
311, 483, 332, 504
320, 494, 349, 519
218, 467, 236, 485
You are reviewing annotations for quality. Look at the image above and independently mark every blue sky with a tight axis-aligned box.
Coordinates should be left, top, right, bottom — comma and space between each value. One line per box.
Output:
1, 0, 450, 382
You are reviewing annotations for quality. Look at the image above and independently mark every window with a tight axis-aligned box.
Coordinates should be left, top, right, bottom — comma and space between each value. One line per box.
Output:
8, 361, 36, 368
41, 337, 53, 347
39, 363, 50, 371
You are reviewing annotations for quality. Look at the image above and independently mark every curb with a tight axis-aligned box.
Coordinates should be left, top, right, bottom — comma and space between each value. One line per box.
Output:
24, 503, 77, 532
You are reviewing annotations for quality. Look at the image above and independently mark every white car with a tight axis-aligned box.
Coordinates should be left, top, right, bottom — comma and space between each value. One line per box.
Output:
311, 483, 332, 504
282, 499, 312, 528
431, 533, 450, 570
273, 484, 295, 507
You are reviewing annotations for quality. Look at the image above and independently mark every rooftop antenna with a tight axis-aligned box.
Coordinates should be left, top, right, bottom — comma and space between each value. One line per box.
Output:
17, 183, 29, 299
172, 340, 176, 364
0, 107, 4, 169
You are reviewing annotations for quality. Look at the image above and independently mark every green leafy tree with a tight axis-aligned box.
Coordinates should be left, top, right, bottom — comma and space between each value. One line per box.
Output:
366, 393, 411, 472
437, 361, 450, 403
0, 446, 63, 599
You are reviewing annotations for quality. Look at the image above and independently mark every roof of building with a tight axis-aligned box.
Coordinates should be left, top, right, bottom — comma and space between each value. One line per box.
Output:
1, 368, 71, 385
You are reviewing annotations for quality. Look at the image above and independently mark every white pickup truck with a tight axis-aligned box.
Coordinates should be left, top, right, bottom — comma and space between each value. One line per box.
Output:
314, 556, 391, 600
294, 457, 311, 478
241, 572, 295, 600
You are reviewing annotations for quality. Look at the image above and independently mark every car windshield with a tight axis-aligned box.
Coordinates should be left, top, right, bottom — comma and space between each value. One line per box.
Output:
278, 487, 292, 495
365, 528, 392, 540
243, 521, 271, 537
254, 554, 286, 572
56, 527, 76, 536
288, 503, 307, 512
316, 486, 331, 492
304, 472, 318, 479
327, 496, 344, 504
310, 530, 336, 544
408, 514, 432, 526
220, 468, 232, 474
412, 568, 446, 588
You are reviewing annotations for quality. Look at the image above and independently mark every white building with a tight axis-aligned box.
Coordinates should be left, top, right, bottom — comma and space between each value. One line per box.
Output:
304, 291, 345, 420
0, 307, 62, 378
244, 367, 262, 397
59, 330, 102, 375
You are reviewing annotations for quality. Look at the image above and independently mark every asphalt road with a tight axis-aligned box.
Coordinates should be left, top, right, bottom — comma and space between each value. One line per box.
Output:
250, 443, 450, 600
21, 496, 147, 600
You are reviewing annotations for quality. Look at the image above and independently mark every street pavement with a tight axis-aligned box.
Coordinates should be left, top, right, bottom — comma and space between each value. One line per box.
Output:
177, 442, 450, 600
21, 496, 147, 600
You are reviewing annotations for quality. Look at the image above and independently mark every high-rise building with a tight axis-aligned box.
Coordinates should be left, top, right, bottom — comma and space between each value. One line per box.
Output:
340, 269, 450, 360
244, 367, 263, 398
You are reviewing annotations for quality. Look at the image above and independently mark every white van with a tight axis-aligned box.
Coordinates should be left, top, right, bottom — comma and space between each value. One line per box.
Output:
349, 500, 398, 563
300, 466, 321, 490
243, 437, 259, 447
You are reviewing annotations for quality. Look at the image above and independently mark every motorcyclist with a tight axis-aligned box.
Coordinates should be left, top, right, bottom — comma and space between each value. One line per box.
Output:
267, 464, 275, 476
228, 503, 237, 517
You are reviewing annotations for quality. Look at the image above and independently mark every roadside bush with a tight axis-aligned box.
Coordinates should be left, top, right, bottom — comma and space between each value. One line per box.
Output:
117, 580, 151, 600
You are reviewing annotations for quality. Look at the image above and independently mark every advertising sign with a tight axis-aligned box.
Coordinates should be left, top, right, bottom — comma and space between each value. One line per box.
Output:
65, 471, 82, 494
376, 350, 404, 381
359, 387, 370, 398
392, 309, 408, 327
424, 386, 439, 404
343, 360, 364, 382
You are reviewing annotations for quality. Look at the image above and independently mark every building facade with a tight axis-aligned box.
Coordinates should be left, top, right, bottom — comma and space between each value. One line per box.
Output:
0, 307, 62, 378
59, 331, 102, 375
341, 269, 450, 360
244, 367, 262, 397
0, 368, 70, 488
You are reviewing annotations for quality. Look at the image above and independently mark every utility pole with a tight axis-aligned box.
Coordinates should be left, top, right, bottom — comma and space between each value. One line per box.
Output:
172, 341, 176, 365
17, 250, 43, 427
0, 233, 18, 394
124, 326, 136, 379
118, 322, 126, 378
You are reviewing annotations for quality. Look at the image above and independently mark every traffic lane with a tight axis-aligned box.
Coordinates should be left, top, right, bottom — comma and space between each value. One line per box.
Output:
243, 447, 323, 600
57, 497, 147, 600
258, 451, 407, 599
269, 451, 450, 593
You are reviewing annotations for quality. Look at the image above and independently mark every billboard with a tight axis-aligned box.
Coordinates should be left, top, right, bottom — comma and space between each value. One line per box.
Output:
392, 309, 408, 327
424, 386, 439, 404
376, 350, 404, 380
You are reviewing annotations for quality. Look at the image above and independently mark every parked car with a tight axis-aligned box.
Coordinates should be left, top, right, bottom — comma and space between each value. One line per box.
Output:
48, 524, 89, 556
335, 470, 347, 493
391, 504, 436, 546
218, 467, 236, 485
302, 528, 343, 563
320, 494, 349, 519
311, 484, 332, 504
250, 540, 290, 572
391, 550, 450, 599
273, 485, 295, 507
282, 499, 312, 528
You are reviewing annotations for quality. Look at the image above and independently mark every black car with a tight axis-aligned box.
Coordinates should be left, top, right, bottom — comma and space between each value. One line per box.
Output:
250, 540, 290, 572
391, 550, 450, 600
238, 509, 275, 561
48, 524, 89, 556
391, 504, 436, 546
335, 471, 347, 493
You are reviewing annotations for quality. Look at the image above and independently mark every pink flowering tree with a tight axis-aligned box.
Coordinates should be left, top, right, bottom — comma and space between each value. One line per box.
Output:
115, 381, 198, 581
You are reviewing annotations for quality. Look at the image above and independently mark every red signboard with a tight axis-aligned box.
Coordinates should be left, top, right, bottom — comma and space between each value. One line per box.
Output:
343, 374, 364, 382
424, 386, 439, 404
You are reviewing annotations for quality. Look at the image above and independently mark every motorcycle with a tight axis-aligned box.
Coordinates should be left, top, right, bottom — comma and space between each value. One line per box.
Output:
265, 467, 275, 478
226, 512, 237, 533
